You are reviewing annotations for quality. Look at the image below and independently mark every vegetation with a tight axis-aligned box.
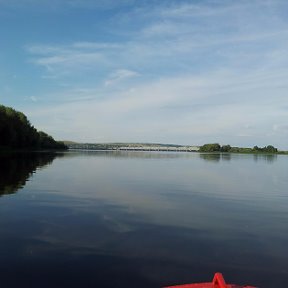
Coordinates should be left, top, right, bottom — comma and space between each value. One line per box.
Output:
199, 143, 221, 152
199, 143, 279, 153
0, 104, 67, 150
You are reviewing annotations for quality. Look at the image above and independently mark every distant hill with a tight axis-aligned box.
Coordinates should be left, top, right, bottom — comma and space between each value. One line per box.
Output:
0, 104, 67, 150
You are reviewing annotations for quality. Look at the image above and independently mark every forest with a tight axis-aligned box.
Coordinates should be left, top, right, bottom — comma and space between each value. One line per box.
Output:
0, 104, 67, 150
199, 143, 279, 153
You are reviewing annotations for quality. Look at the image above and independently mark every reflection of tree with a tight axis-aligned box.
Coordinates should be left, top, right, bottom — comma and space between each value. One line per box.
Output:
199, 153, 221, 162
253, 153, 277, 163
0, 152, 60, 197
199, 153, 232, 162
221, 153, 231, 161
199, 152, 277, 163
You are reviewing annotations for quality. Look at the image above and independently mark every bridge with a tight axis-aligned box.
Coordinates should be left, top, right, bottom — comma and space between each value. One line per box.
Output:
68, 143, 200, 152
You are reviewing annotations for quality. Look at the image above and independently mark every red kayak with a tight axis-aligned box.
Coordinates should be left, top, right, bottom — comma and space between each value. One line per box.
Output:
164, 272, 257, 288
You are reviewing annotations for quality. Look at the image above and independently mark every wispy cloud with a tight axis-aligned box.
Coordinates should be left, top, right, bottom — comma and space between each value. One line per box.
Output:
17, 0, 288, 148
26, 0, 288, 76
27, 67, 288, 146
0, 0, 136, 9
28, 44, 108, 74
104, 69, 140, 87
29, 96, 38, 102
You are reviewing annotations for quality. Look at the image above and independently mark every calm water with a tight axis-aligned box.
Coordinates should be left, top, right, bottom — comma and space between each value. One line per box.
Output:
0, 151, 287, 288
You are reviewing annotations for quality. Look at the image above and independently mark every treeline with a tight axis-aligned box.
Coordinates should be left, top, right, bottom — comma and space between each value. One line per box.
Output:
0, 105, 67, 150
199, 143, 278, 153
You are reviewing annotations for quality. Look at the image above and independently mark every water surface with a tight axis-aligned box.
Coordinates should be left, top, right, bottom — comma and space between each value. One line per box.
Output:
0, 151, 287, 287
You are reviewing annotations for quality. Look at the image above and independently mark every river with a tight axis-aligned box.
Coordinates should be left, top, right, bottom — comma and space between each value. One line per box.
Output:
0, 151, 287, 287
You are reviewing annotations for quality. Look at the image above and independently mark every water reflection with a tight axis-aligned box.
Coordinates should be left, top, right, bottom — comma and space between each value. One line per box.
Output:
0, 151, 287, 288
199, 153, 222, 162
199, 152, 277, 163
69, 150, 277, 163
69, 150, 200, 159
199, 153, 233, 162
253, 153, 277, 163
0, 152, 61, 196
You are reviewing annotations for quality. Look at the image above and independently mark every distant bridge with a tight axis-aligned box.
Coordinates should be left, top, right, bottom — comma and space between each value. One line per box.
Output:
116, 145, 200, 152
68, 143, 200, 152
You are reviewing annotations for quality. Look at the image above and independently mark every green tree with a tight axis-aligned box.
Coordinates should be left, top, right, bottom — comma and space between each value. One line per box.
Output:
0, 104, 67, 150
199, 143, 221, 152
220, 145, 231, 152
264, 145, 278, 153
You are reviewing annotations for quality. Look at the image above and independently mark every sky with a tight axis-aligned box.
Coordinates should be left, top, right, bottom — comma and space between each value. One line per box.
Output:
0, 0, 288, 149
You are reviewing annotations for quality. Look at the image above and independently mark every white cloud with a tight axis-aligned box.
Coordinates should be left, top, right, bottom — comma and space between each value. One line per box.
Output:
273, 124, 288, 132
104, 69, 140, 86
25, 66, 287, 147
29, 96, 37, 102
32, 50, 106, 68
0, 0, 136, 9
21, 0, 288, 148
26, 2, 288, 81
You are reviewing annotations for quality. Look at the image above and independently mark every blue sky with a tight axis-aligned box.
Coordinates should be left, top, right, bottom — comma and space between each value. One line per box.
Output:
1, 0, 288, 149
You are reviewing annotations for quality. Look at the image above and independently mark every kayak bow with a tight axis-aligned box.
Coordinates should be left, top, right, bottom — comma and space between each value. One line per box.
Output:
164, 272, 257, 288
